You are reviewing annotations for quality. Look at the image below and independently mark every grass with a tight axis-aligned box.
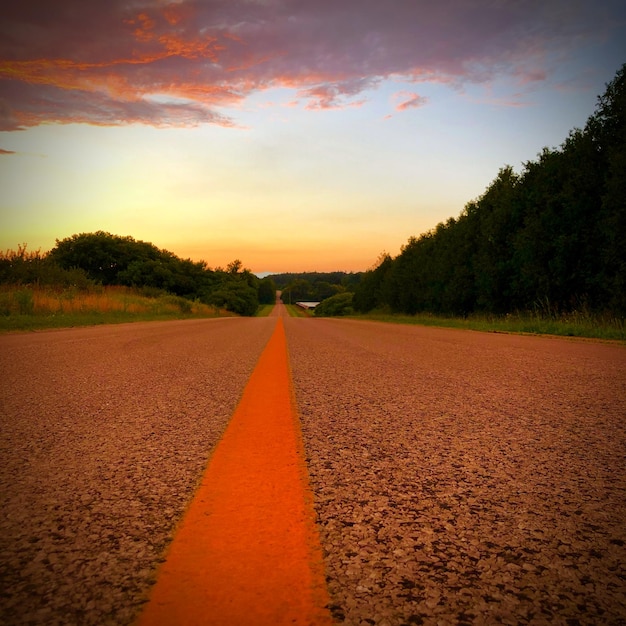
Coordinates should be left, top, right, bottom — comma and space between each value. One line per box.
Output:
5, 285, 621, 342
351, 310, 626, 342
0, 285, 232, 333
255, 304, 275, 317
284, 304, 311, 318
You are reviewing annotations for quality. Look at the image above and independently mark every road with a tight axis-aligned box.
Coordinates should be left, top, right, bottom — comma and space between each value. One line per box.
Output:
0, 318, 276, 625
1, 309, 625, 625
285, 317, 626, 625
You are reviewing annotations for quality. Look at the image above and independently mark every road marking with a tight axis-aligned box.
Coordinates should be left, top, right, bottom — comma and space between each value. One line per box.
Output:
137, 318, 332, 625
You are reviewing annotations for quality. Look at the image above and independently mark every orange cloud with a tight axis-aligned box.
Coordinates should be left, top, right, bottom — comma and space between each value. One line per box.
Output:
128, 13, 157, 43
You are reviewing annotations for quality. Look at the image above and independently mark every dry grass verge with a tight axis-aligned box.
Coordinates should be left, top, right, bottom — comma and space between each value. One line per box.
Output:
0, 285, 231, 332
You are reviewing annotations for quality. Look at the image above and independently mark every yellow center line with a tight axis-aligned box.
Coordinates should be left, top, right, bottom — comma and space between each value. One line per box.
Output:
136, 318, 333, 625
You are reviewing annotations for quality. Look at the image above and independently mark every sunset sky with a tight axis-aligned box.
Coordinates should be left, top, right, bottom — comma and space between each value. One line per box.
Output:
1, 1, 625, 273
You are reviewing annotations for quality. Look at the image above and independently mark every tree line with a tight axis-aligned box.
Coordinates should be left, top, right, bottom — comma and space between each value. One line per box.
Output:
0, 233, 277, 316
353, 64, 626, 318
270, 272, 361, 304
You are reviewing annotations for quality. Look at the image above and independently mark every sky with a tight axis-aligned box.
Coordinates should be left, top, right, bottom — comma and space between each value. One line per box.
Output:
1, 1, 625, 274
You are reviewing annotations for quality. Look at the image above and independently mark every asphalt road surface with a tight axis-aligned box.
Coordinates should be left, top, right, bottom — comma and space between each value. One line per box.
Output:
1, 312, 625, 625
284, 317, 626, 625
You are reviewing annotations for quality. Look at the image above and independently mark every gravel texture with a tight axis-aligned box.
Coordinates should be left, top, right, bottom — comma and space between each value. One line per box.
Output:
0, 318, 275, 626
284, 318, 626, 626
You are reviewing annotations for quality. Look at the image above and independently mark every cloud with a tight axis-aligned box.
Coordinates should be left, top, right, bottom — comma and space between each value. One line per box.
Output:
299, 77, 378, 109
393, 91, 428, 112
0, 80, 234, 131
0, 0, 622, 131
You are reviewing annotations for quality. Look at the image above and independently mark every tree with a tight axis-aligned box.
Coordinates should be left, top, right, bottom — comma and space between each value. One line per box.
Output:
280, 279, 314, 303
226, 259, 243, 274
208, 281, 258, 316
469, 166, 521, 313
353, 253, 394, 312
353, 65, 626, 317
590, 64, 626, 313
49, 231, 163, 285
209, 260, 260, 315
258, 277, 277, 304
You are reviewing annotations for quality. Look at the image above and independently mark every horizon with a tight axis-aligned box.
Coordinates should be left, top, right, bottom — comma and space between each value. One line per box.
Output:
2, 1, 625, 274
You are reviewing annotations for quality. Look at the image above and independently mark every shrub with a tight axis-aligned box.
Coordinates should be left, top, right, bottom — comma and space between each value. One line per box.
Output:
314, 292, 354, 317
158, 294, 193, 314
15, 289, 35, 315
207, 281, 259, 316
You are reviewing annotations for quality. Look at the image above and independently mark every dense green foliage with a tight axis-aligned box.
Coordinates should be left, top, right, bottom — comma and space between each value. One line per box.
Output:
0, 245, 94, 289
270, 271, 362, 291
48, 232, 215, 297
314, 292, 354, 317
207, 260, 259, 316
257, 277, 277, 304
354, 65, 626, 317
273, 272, 360, 304
3, 234, 261, 316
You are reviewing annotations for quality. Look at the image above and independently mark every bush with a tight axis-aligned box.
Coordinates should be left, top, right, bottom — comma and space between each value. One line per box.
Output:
208, 281, 259, 316
0, 245, 94, 289
158, 294, 193, 314
314, 292, 354, 317
15, 289, 35, 315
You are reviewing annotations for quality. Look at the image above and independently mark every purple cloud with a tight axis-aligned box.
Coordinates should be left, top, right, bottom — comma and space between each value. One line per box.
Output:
0, 0, 622, 130
298, 77, 378, 109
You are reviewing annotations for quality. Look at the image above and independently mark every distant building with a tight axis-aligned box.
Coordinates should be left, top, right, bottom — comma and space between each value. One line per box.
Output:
296, 301, 320, 310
